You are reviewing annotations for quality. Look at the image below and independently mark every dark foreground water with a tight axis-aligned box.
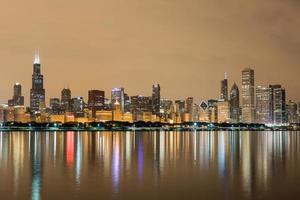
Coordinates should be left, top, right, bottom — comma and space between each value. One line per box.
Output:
0, 131, 300, 200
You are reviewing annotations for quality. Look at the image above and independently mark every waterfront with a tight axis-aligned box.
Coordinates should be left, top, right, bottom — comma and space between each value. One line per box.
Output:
0, 131, 300, 200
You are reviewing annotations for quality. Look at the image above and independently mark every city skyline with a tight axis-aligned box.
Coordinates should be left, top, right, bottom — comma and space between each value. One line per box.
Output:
1, 0, 300, 104
1, 52, 299, 107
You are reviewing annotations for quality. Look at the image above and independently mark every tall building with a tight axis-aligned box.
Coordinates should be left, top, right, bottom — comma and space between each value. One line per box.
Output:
230, 83, 240, 123
152, 84, 161, 116
70, 97, 85, 118
30, 53, 45, 113
8, 83, 24, 106
241, 68, 255, 123
217, 101, 230, 123
124, 93, 131, 113
272, 85, 286, 125
175, 100, 185, 115
130, 95, 152, 121
186, 97, 193, 115
111, 87, 125, 113
61, 88, 71, 112
286, 100, 298, 124
256, 86, 272, 124
220, 72, 228, 101
88, 90, 105, 117
50, 98, 61, 115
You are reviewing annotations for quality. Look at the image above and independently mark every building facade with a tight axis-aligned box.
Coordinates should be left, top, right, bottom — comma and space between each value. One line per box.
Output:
241, 68, 255, 123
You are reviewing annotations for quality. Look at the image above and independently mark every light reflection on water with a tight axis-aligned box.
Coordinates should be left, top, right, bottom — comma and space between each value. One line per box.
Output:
0, 131, 300, 200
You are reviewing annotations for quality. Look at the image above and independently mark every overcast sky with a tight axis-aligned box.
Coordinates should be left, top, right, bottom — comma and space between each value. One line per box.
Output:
0, 0, 299, 105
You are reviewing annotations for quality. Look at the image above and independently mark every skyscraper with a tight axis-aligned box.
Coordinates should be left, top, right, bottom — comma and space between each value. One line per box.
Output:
88, 90, 105, 117
152, 84, 161, 116
186, 97, 193, 121
273, 86, 286, 125
50, 98, 61, 115
286, 100, 298, 124
111, 87, 125, 113
30, 52, 45, 113
61, 88, 71, 112
256, 86, 272, 124
230, 83, 240, 123
220, 72, 228, 101
70, 97, 85, 118
241, 68, 255, 123
8, 83, 24, 106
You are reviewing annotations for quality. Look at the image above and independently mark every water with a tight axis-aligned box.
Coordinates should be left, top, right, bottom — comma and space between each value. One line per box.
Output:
0, 131, 300, 200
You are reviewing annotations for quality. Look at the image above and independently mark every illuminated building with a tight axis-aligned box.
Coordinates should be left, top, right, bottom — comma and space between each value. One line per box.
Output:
199, 101, 210, 122
124, 93, 131, 113
272, 85, 286, 125
50, 114, 65, 123
182, 113, 191, 122
123, 112, 133, 123
208, 99, 218, 123
50, 98, 61, 114
241, 68, 255, 123
130, 95, 152, 121
88, 90, 105, 117
95, 110, 113, 122
30, 52, 45, 113
286, 100, 298, 124
14, 106, 30, 123
160, 99, 173, 121
217, 101, 230, 123
61, 88, 71, 112
113, 101, 122, 121
220, 72, 228, 101
152, 84, 161, 116
70, 97, 85, 118
8, 83, 24, 106
230, 83, 240, 123
65, 112, 75, 122
256, 86, 272, 124
175, 100, 185, 114
186, 97, 193, 121
111, 87, 125, 113
142, 112, 152, 122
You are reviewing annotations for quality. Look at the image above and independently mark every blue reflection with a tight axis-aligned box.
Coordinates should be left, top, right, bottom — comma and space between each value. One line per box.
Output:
112, 135, 120, 194
31, 132, 41, 200
138, 135, 144, 179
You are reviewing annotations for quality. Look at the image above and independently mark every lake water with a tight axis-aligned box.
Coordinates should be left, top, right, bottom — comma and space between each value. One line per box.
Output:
0, 131, 300, 200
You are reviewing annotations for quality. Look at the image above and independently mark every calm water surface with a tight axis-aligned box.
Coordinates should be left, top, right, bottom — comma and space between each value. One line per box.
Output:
0, 131, 300, 200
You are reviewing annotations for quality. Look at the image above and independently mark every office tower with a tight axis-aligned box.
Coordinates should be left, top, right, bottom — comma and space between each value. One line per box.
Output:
8, 83, 25, 106
199, 101, 210, 122
61, 88, 71, 112
220, 72, 228, 101
124, 93, 131, 113
50, 98, 61, 115
217, 101, 230, 123
175, 100, 185, 115
256, 86, 272, 124
112, 101, 122, 121
111, 87, 124, 113
272, 85, 286, 125
30, 52, 45, 112
70, 97, 85, 118
160, 99, 173, 120
152, 84, 161, 116
208, 99, 218, 123
230, 83, 240, 123
286, 100, 298, 124
241, 68, 255, 123
186, 97, 193, 115
88, 90, 105, 117
130, 95, 152, 121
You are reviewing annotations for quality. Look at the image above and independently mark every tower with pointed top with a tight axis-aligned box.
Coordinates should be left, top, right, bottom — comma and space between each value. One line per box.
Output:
220, 72, 228, 101
30, 52, 45, 113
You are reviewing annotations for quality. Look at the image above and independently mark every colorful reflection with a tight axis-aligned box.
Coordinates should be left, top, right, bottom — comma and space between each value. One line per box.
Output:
0, 131, 299, 199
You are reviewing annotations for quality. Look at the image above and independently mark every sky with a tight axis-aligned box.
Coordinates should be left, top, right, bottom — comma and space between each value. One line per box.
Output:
0, 0, 299, 105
